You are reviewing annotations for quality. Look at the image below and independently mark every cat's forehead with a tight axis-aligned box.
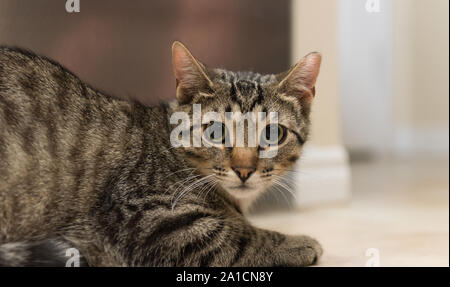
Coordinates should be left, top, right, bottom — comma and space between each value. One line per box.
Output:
213, 69, 277, 85
211, 69, 278, 114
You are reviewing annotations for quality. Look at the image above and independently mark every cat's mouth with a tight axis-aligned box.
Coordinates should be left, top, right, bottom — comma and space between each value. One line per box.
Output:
229, 184, 251, 190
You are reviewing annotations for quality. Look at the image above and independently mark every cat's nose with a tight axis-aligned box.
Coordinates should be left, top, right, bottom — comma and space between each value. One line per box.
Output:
232, 166, 256, 183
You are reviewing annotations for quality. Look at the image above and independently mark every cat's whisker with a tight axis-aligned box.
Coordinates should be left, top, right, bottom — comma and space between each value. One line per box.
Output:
199, 175, 220, 202
171, 174, 215, 211
167, 173, 200, 191
165, 173, 203, 196
195, 176, 214, 198
273, 174, 297, 188
170, 175, 204, 197
273, 174, 298, 189
191, 175, 217, 196
198, 177, 218, 203
270, 182, 292, 206
202, 180, 219, 203
173, 175, 214, 207
275, 183, 296, 203
272, 176, 298, 200
272, 176, 294, 191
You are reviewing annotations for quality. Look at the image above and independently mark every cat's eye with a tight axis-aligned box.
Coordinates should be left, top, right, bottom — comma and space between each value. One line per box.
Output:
260, 124, 287, 147
203, 121, 227, 145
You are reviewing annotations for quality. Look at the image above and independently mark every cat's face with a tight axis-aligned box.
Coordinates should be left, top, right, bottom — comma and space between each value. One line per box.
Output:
171, 42, 321, 206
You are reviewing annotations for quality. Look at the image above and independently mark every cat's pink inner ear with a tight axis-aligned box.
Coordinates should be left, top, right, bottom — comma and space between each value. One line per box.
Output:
279, 52, 322, 98
172, 42, 196, 87
298, 52, 321, 89
171, 41, 212, 92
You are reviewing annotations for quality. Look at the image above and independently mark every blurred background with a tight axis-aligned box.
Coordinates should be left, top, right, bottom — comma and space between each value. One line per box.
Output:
0, 0, 448, 266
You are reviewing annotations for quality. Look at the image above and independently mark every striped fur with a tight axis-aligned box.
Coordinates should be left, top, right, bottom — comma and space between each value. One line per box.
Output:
0, 44, 322, 266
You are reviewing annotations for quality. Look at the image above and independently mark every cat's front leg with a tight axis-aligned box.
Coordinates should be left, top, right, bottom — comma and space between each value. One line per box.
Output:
278, 234, 323, 266
117, 207, 322, 266
230, 227, 323, 267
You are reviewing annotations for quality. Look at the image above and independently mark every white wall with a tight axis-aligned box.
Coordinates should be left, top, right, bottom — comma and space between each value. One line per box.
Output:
292, 0, 351, 207
292, 0, 343, 147
338, 0, 393, 154
392, 0, 449, 155
339, 0, 449, 156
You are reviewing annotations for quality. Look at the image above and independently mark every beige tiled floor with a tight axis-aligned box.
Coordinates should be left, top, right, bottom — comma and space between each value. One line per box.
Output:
249, 157, 449, 267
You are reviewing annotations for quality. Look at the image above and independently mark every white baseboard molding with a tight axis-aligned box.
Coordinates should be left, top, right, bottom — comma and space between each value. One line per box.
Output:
292, 144, 352, 208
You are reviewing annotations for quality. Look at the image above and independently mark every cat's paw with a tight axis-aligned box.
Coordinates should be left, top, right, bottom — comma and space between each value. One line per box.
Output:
277, 235, 323, 266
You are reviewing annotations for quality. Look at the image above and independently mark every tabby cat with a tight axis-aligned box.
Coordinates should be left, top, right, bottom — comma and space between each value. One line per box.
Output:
0, 42, 322, 266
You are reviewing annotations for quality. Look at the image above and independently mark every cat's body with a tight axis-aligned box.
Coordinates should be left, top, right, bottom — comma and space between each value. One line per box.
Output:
0, 44, 322, 266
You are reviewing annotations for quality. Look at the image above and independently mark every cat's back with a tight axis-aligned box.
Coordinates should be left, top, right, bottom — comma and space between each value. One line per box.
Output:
0, 46, 96, 166
0, 46, 86, 107
0, 47, 149, 241
0, 46, 73, 78
0, 46, 57, 75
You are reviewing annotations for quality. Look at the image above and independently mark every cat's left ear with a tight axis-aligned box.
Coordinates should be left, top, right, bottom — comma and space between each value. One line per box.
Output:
276, 52, 321, 103
172, 41, 214, 105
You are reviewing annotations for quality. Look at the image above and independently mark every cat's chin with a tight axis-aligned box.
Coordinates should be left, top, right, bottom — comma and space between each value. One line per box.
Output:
222, 184, 264, 208
223, 187, 263, 212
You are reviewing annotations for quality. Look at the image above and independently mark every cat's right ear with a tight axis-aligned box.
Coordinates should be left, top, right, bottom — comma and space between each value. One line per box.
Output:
172, 41, 214, 105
